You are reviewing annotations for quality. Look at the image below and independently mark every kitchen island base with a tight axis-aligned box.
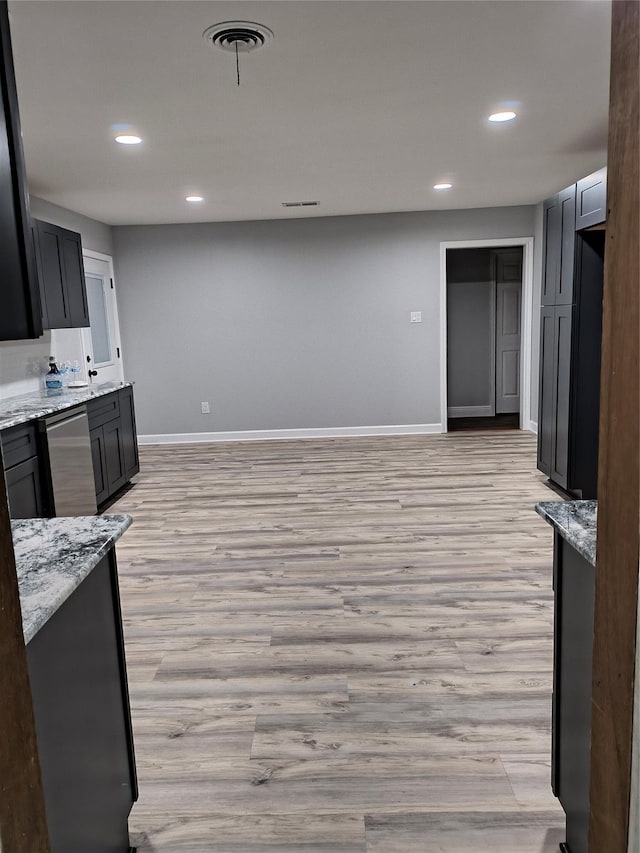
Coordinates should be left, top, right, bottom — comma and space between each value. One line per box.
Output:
26, 548, 137, 853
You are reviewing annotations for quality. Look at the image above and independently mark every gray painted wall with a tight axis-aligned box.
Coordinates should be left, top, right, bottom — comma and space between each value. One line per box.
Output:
114, 206, 536, 436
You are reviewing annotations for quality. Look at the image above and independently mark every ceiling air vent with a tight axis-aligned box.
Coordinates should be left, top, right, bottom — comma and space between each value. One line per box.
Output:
282, 201, 320, 208
203, 21, 274, 53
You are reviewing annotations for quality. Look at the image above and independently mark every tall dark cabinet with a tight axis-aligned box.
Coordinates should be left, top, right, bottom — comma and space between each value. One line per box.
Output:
537, 168, 606, 499
0, 1, 42, 341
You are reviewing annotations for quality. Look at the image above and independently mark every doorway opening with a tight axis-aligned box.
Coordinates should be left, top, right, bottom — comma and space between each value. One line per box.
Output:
445, 246, 524, 433
439, 237, 534, 433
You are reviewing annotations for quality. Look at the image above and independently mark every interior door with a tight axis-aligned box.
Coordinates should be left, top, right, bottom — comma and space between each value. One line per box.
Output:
80, 254, 123, 385
495, 281, 522, 413
494, 251, 523, 415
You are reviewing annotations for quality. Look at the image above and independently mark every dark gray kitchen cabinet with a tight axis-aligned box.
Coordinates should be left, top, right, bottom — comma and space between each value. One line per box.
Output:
537, 169, 605, 499
34, 219, 90, 329
541, 186, 576, 306
104, 419, 127, 495
541, 197, 561, 306
551, 306, 573, 490
552, 533, 595, 853
1, 422, 47, 518
88, 389, 139, 508
89, 420, 125, 505
537, 305, 573, 490
90, 427, 109, 506
0, 1, 43, 341
4, 456, 45, 518
537, 233, 604, 498
27, 549, 137, 852
537, 306, 557, 477
575, 168, 607, 230
557, 186, 576, 305
119, 385, 139, 481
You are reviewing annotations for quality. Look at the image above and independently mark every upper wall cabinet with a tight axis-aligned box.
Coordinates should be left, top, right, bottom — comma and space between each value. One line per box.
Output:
541, 185, 576, 306
33, 219, 90, 329
0, 1, 43, 341
575, 168, 607, 230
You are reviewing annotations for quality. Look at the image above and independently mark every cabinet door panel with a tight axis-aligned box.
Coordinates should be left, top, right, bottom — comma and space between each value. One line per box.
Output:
5, 456, 45, 519
26, 554, 135, 853
575, 168, 607, 230
90, 427, 108, 505
538, 306, 556, 476
104, 419, 126, 495
119, 387, 139, 481
541, 196, 560, 306
556, 541, 595, 852
36, 220, 70, 328
557, 185, 576, 305
552, 306, 573, 488
0, 4, 42, 341
61, 229, 90, 327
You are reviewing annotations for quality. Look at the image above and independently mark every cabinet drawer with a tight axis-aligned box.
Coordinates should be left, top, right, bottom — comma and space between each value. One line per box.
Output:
1, 422, 39, 468
87, 393, 120, 429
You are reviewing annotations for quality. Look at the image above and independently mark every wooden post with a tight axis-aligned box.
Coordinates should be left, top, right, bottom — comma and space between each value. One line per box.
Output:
0, 468, 49, 851
589, 2, 640, 851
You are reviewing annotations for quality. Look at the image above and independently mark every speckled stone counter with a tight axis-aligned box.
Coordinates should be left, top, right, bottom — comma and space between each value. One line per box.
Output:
12, 514, 132, 642
0, 381, 134, 431
535, 500, 597, 566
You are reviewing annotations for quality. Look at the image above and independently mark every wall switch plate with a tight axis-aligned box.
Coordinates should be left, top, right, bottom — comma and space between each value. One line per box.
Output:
201, 401, 210, 414
410, 311, 422, 323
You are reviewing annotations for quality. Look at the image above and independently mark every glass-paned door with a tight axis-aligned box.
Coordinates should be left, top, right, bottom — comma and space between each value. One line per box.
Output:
80, 254, 123, 384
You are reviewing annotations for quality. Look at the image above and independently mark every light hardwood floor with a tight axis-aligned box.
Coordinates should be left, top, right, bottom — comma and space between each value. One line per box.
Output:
110, 432, 565, 852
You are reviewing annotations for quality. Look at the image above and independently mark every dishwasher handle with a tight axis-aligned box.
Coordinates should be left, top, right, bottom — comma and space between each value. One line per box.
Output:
41, 405, 88, 430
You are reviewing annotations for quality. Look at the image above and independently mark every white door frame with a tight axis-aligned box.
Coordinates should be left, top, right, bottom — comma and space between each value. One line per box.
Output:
439, 237, 534, 433
81, 249, 124, 383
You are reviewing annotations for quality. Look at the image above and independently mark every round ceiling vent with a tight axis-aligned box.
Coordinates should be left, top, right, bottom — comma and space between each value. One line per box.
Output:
203, 21, 274, 53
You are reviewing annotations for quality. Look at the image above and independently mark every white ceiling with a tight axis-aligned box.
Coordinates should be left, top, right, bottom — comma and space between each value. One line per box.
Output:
8, 0, 611, 225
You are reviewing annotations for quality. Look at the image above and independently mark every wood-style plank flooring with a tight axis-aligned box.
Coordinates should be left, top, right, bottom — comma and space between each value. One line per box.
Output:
110, 432, 564, 852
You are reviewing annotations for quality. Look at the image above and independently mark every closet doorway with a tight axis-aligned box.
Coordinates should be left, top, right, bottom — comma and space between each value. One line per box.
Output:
439, 239, 533, 433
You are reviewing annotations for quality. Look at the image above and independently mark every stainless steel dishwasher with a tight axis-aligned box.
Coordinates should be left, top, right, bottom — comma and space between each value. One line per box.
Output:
40, 406, 98, 516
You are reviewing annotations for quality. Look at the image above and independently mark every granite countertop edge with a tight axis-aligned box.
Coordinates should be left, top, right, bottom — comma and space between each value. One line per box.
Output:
535, 499, 597, 567
12, 514, 133, 643
0, 381, 134, 431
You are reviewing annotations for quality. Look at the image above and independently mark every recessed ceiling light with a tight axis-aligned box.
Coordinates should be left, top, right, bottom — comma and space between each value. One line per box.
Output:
433, 183, 453, 190
185, 195, 204, 203
488, 111, 517, 123
115, 134, 142, 145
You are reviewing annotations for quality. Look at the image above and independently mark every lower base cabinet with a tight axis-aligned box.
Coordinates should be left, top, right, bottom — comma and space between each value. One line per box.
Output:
552, 533, 595, 853
91, 419, 127, 504
1, 422, 47, 518
88, 387, 140, 508
4, 454, 45, 517
27, 551, 137, 853
2, 386, 139, 518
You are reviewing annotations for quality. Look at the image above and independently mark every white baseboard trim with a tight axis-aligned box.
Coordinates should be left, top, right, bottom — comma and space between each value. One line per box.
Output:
527, 420, 538, 434
138, 423, 443, 446
447, 405, 494, 419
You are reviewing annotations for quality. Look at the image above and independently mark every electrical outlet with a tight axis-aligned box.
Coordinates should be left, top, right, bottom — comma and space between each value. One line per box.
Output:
201, 401, 210, 414
410, 311, 422, 323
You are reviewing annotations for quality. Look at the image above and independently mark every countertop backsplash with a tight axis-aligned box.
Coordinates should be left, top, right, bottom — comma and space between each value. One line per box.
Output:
0, 328, 85, 399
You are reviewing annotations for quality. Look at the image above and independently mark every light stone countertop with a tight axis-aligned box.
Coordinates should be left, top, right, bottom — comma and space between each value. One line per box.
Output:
535, 499, 597, 566
0, 381, 134, 432
12, 514, 132, 643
